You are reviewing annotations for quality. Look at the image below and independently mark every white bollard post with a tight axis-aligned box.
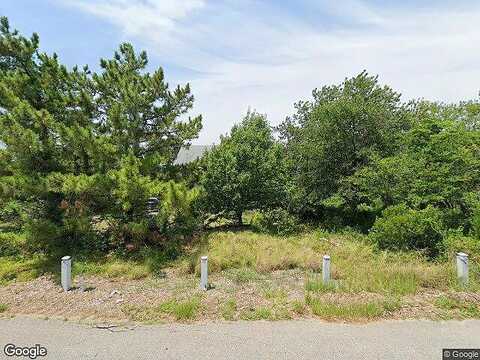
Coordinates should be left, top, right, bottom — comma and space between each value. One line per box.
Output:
200, 256, 208, 291
322, 255, 330, 284
456, 252, 469, 286
61, 256, 72, 291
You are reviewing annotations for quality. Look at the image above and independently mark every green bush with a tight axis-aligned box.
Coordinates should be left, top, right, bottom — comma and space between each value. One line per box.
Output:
369, 205, 444, 256
471, 207, 480, 240
24, 219, 62, 254
156, 182, 202, 239
443, 232, 480, 262
0, 200, 23, 227
251, 208, 301, 236
0, 232, 25, 256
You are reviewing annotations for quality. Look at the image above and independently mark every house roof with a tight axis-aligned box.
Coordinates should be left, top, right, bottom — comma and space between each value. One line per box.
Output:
174, 145, 213, 165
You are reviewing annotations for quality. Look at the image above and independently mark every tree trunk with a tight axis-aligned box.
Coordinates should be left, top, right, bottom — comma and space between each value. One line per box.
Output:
236, 210, 243, 226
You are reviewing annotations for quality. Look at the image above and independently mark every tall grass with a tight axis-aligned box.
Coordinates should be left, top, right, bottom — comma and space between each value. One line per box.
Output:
183, 230, 463, 295
73, 260, 149, 280
2, 230, 478, 296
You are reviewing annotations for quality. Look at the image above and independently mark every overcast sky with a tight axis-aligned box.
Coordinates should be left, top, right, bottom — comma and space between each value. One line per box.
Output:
1, 0, 480, 144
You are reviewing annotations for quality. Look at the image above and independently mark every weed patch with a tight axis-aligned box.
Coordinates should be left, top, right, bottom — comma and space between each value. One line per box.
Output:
240, 306, 274, 320
220, 298, 237, 320
435, 296, 480, 319
122, 297, 201, 323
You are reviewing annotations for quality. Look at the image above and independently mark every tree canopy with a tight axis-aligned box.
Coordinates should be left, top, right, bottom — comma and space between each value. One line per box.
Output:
200, 112, 285, 224
0, 17, 202, 251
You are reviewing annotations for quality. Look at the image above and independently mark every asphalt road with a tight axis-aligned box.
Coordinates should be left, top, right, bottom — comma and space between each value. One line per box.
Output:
0, 317, 479, 359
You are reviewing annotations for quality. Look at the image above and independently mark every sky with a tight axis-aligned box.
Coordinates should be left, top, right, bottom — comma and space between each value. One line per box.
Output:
1, 0, 479, 144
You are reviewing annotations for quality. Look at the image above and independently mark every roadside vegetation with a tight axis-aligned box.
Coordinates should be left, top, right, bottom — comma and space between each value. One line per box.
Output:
0, 16, 479, 322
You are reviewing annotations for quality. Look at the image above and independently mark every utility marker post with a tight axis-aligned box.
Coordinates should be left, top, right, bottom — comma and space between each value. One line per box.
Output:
200, 256, 208, 291
456, 252, 469, 286
322, 255, 331, 284
61, 256, 72, 291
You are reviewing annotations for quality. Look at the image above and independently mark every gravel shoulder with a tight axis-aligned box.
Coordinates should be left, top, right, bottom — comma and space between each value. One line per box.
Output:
1, 272, 479, 323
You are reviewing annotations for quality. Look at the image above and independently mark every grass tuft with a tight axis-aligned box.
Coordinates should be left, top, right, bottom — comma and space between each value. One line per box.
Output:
240, 306, 274, 320
305, 277, 338, 293
307, 298, 385, 320
291, 300, 306, 315
159, 298, 201, 321
122, 297, 201, 323
220, 298, 237, 320
435, 296, 480, 318
224, 268, 262, 284
0, 303, 8, 313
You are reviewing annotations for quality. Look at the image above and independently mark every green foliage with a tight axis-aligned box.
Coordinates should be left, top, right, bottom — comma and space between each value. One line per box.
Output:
156, 182, 202, 238
220, 298, 237, 320
0, 200, 23, 228
443, 232, 480, 263
24, 219, 62, 253
200, 111, 286, 224
0, 17, 202, 252
123, 298, 201, 322
369, 205, 444, 256
346, 116, 480, 229
251, 208, 301, 236
305, 297, 385, 320
281, 71, 411, 219
109, 152, 161, 221
435, 295, 480, 319
0, 232, 25, 256
472, 206, 480, 240
1, 16, 479, 260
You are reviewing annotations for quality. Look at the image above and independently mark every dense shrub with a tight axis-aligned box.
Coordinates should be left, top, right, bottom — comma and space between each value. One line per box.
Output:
0, 232, 25, 256
0, 200, 23, 227
368, 205, 444, 256
443, 231, 480, 262
156, 182, 203, 239
251, 208, 301, 236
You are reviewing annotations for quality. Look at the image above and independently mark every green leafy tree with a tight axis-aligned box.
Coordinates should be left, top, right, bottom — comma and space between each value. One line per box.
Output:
200, 112, 286, 224
281, 71, 411, 220
345, 111, 480, 232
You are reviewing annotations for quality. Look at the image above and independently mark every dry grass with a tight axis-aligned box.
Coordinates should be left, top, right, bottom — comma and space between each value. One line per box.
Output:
181, 230, 477, 296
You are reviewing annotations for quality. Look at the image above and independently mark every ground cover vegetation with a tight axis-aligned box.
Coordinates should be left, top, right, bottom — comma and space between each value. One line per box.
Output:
0, 17, 479, 321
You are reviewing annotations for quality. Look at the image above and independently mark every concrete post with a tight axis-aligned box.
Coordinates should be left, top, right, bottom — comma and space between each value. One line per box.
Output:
456, 252, 469, 286
200, 256, 208, 291
61, 256, 72, 291
322, 255, 331, 284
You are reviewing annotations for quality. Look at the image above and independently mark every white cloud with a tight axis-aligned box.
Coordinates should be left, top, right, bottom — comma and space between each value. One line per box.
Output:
57, 0, 480, 143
